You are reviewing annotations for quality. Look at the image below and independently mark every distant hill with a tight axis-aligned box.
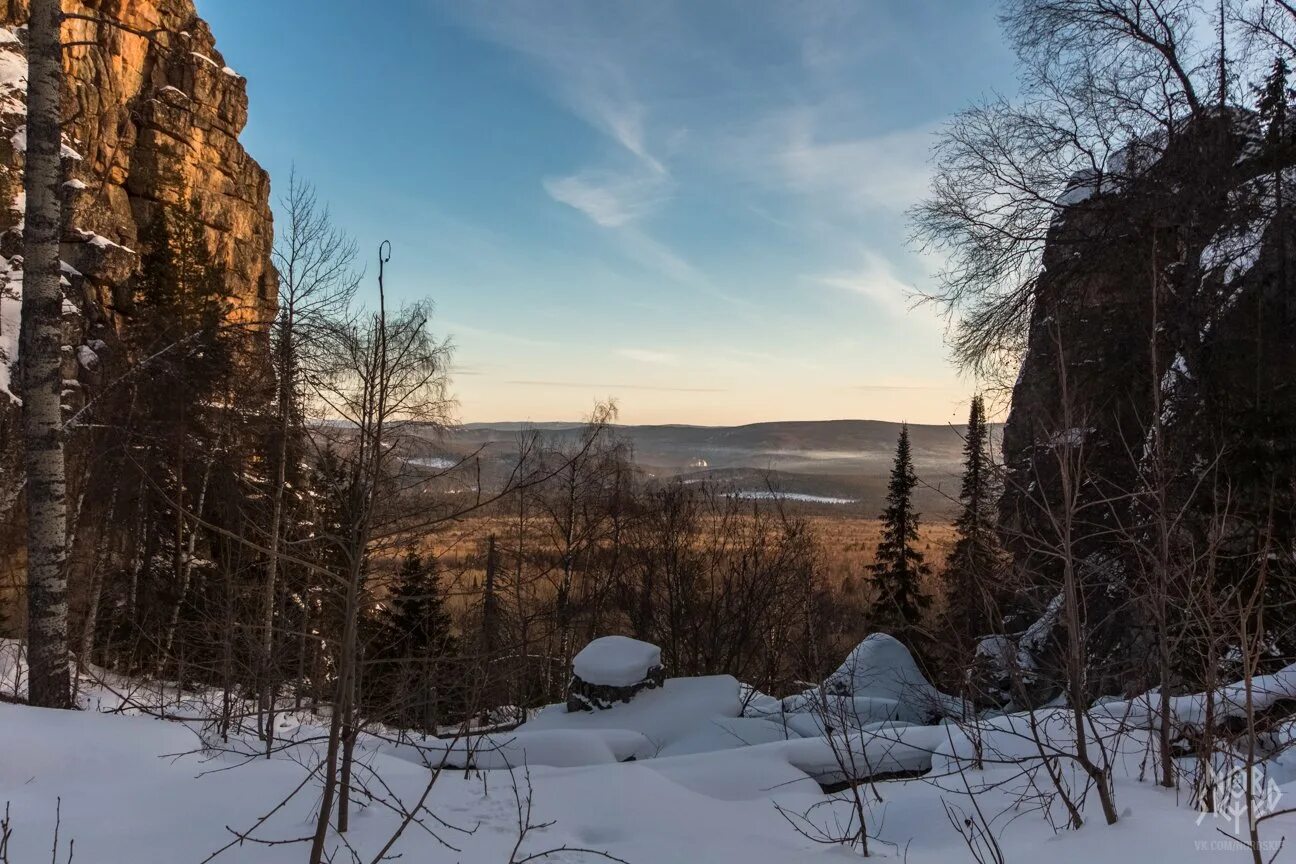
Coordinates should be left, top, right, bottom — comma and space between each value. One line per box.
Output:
433, 420, 1000, 519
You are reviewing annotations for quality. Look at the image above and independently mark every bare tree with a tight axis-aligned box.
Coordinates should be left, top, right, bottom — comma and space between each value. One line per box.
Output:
259, 171, 359, 747
535, 401, 618, 683
306, 242, 452, 864
914, 0, 1212, 381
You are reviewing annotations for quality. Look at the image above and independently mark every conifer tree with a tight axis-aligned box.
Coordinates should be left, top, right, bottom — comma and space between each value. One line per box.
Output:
119, 199, 235, 669
369, 552, 458, 731
1258, 56, 1292, 291
481, 534, 501, 656
945, 396, 1001, 647
869, 424, 931, 637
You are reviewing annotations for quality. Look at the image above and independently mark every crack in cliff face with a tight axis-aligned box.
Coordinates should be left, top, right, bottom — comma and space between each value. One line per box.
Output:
0, 0, 278, 617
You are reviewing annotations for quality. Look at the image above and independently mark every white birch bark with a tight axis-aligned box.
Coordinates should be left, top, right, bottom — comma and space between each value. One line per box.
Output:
20, 0, 70, 709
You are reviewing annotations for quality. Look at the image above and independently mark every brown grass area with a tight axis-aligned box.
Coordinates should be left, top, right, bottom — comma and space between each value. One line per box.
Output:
416, 512, 958, 618
809, 514, 957, 615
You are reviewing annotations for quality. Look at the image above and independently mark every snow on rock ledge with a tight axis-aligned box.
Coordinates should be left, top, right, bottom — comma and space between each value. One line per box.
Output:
567, 635, 665, 712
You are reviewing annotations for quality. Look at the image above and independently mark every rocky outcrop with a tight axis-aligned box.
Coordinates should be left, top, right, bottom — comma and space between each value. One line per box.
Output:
566, 667, 666, 712
998, 111, 1296, 696
0, 0, 276, 629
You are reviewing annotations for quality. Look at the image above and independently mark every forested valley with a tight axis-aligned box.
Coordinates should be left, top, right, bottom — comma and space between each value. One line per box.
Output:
3, 2, 1296, 863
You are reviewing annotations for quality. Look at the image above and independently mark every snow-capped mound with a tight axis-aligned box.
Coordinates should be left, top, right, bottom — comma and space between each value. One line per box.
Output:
769, 634, 967, 726
822, 633, 930, 698
573, 635, 662, 687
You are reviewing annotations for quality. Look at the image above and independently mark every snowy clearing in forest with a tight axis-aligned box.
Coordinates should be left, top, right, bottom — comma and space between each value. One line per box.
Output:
1, 636, 1295, 864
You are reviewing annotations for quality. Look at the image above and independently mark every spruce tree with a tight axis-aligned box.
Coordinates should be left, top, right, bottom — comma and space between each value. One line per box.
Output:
481, 534, 501, 657
370, 552, 458, 730
945, 396, 1001, 648
119, 199, 235, 670
869, 424, 931, 637
1258, 57, 1292, 292
1258, 57, 1291, 158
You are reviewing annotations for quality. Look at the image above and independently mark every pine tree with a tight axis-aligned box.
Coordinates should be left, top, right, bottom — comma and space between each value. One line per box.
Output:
119, 199, 234, 670
869, 424, 931, 637
1258, 56, 1292, 293
369, 552, 459, 731
481, 534, 501, 656
945, 396, 1001, 649
1257, 57, 1290, 149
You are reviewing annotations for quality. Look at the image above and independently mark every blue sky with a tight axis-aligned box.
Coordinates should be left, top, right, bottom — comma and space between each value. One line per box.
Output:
198, 1, 1017, 425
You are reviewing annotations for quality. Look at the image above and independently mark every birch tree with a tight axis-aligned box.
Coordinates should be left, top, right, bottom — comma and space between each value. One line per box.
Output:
20, 0, 71, 709
259, 171, 358, 742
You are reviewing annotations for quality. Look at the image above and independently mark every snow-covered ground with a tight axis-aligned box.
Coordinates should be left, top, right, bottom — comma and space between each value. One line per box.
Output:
2, 636, 1294, 863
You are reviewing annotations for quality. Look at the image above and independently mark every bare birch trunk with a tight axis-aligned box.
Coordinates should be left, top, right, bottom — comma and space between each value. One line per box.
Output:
21, 0, 70, 709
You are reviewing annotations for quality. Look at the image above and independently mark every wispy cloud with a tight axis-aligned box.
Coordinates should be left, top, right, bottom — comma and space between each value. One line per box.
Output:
813, 251, 921, 318
591, 99, 664, 174
506, 379, 724, 393
617, 347, 679, 365
447, 5, 669, 177
446, 2, 707, 290
851, 383, 960, 392
429, 1, 990, 422
442, 321, 557, 349
779, 119, 936, 214
544, 169, 670, 227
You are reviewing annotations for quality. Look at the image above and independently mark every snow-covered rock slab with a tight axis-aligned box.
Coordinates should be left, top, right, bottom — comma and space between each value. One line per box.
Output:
747, 634, 967, 729
414, 727, 653, 770
1095, 661, 1296, 733
782, 722, 951, 786
535, 675, 744, 755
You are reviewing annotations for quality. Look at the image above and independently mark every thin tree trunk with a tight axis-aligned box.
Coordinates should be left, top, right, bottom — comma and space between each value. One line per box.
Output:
482, 534, 498, 655
261, 320, 293, 746
159, 441, 217, 668
295, 598, 310, 710
124, 483, 149, 646
338, 677, 355, 833
76, 474, 119, 678
21, 0, 70, 709
219, 535, 236, 742
309, 547, 364, 862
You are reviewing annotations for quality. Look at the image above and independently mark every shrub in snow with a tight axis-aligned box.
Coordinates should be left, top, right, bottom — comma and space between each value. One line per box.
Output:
567, 635, 665, 712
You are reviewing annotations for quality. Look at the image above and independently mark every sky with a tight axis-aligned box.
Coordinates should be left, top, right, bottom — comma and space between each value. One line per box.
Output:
197, 1, 1018, 426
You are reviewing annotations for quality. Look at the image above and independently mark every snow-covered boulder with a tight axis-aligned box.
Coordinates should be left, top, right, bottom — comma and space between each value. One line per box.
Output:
567, 635, 666, 711
768, 634, 967, 727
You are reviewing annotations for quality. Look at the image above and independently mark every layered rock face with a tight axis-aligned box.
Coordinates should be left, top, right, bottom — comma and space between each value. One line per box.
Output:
0, 0, 275, 626
999, 112, 1296, 695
